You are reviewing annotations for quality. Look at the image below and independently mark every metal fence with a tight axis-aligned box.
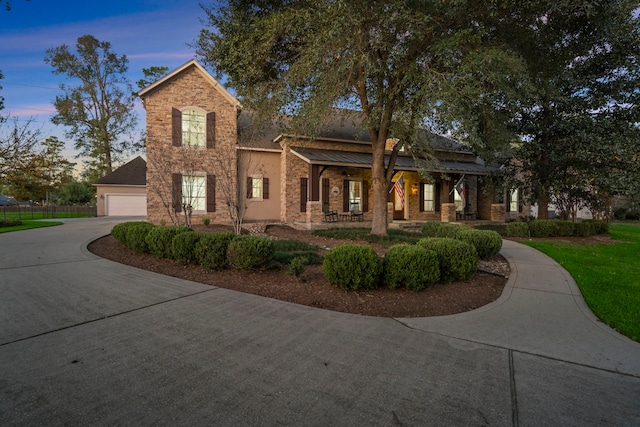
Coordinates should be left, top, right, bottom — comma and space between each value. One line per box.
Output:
0, 205, 97, 220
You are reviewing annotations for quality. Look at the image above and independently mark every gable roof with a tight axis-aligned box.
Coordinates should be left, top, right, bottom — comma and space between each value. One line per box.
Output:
138, 59, 241, 108
93, 156, 146, 186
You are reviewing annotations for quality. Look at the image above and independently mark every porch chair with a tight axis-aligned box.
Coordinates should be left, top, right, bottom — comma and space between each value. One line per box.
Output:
323, 208, 339, 222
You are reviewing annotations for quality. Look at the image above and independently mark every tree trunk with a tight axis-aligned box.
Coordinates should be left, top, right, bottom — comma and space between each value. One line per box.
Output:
537, 189, 549, 220
370, 140, 388, 236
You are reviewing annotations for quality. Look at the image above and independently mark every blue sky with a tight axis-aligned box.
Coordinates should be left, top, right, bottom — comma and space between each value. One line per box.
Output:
0, 0, 216, 162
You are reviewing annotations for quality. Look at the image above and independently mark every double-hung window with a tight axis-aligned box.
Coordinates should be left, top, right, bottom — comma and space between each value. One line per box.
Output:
422, 183, 435, 211
182, 175, 206, 211
172, 107, 215, 148
247, 176, 269, 200
182, 110, 205, 147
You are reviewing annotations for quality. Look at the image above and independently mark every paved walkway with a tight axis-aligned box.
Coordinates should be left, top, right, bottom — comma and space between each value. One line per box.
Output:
1, 217, 639, 426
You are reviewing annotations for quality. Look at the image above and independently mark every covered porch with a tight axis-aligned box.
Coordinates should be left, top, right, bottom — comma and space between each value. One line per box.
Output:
290, 147, 505, 227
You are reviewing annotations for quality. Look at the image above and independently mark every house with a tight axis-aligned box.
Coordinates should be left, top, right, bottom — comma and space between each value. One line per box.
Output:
139, 60, 523, 228
93, 156, 147, 216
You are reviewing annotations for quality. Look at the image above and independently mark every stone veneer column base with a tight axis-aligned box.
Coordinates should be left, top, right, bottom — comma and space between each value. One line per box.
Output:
306, 201, 323, 224
491, 204, 506, 222
441, 203, 456, 222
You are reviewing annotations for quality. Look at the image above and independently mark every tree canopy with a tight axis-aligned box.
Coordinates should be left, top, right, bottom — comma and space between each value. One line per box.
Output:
196, 0, 523, 235
45, 35, 141, 177
470, 0, 640, 219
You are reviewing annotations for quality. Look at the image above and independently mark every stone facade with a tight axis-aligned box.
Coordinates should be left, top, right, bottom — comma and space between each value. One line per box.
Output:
141, 60, 510, 227
142, 63, 240, 225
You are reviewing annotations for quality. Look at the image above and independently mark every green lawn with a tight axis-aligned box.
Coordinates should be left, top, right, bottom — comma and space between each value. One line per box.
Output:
523, 223, 640, 342
1, 210, 94, 220
0, 220, 63, 233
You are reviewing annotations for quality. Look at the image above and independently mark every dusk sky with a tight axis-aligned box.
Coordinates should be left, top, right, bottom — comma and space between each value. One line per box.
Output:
0, 0, 217, 162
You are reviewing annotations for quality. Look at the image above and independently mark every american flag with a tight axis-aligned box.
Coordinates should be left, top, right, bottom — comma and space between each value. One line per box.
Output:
392, 173, 405, 209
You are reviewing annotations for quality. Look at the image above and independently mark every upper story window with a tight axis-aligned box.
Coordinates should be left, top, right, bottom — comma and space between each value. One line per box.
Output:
172, 107, 215, 148
182, 110, 205, 147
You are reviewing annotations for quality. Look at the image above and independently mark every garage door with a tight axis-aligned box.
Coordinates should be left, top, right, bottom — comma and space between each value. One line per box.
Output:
105, 194, 147, 216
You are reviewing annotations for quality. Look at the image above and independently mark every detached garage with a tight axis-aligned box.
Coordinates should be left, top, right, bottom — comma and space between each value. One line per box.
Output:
94, 156, 147, 217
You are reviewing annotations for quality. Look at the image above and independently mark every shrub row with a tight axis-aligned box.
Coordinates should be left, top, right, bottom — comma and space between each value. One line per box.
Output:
421, 222, 502, 260
111, 222, 275, 271
322, 238, 479, 292
506, 219, 609, 238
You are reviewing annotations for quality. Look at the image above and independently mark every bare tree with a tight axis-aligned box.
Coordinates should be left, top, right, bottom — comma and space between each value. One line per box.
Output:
0, 117, 42, 185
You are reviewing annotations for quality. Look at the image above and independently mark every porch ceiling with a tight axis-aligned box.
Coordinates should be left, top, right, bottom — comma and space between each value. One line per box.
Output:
290, 147, 499, 175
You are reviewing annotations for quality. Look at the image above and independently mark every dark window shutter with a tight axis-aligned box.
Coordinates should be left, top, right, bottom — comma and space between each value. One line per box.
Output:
172, 108, 181, 147
206, 175, 216, 212
206, 112, 216, 148
172, 173, 182, 212
300, 178, 308, 212
506, 191, 512, 212
362, 180, 369, 212
263, 177, 269, 199
343, 179, 349, 211
518, 189, 523, 213
246, 177, 253, 199
419, 183, 424, 212
435, 183, 441, 212
448, 181, 454, 203
322, 178, 330, 211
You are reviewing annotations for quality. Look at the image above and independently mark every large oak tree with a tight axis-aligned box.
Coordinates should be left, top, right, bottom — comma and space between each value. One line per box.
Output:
195, 0, 523, 235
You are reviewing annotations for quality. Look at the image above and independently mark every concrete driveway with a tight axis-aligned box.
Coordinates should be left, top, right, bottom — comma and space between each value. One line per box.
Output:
1, 217, 639, 426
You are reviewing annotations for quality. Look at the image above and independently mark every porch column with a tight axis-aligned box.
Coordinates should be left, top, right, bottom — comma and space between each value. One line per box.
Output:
309, 164, 320, 201
387, 202, 394, 224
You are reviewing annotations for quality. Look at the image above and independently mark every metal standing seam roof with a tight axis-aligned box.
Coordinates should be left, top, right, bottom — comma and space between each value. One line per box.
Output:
290, 147, 499, 175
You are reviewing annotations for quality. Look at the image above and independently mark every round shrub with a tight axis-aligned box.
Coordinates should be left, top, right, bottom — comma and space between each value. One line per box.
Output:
506, 222, 529, 238
555, 220, 575, 237
226, 235, 275, 270
422, 222, 469, 238
322, 244, 382, 291
456, 228, 502, 260
383, 244, 440, 291
124, 222, 155, 253
194, 231, 236, 270
529, 220, 559, 238
145, 226, 192, 259
417, 237, 478, 282
172, 231, 203, 264
422, 221, 444, 237
111, 221, 144, 245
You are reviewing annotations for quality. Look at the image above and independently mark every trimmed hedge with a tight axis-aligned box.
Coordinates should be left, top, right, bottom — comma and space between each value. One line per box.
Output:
145, 226, 192, 259
455, 228, 502, 260
529, 220, 559, 238
124, 222, 155, 253
506, 222, 529, 238
172, 231, 203, 264
574, 219, 609, 237
194, 231, 236, 270
0, 218, 22, 227
417, 237, 478, 282
383, 244, 440, 291
226, 235, 275, 270
555, 220, 575, 237
323, 244, 382, 291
